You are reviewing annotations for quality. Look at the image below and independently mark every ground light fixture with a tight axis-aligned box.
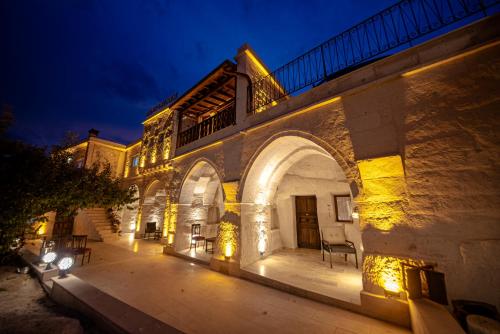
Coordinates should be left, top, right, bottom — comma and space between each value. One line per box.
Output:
41, 251, 57, 270
57, 256, 75, 278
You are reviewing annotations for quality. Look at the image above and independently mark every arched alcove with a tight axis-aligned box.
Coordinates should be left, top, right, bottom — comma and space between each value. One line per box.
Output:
175, 160, 224, 259
240, 135, 362, 304
140, 180, 166, 235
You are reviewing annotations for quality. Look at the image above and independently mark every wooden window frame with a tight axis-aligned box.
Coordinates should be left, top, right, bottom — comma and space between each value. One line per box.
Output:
333, 194, 353, 223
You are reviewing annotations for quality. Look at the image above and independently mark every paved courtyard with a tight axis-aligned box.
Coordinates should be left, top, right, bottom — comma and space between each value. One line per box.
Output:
69, 234, 409, 334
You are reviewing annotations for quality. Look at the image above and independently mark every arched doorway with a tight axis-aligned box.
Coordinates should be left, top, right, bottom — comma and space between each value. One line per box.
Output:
241, 135, 362, 304
139, 180, 166, 237
176, 160, 224, 261
120, 184, 140, 233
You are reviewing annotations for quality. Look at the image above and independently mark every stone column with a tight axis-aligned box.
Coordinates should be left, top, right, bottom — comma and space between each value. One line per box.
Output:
210, 181, 241, 276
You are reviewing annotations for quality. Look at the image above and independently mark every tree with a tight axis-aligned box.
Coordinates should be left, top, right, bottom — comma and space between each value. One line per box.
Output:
0, 112, 136, 259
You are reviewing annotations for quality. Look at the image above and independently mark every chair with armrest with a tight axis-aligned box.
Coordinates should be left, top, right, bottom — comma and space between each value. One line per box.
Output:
321, 226, 358, 269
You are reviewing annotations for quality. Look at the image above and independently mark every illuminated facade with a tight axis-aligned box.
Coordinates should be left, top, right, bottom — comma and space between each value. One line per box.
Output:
62, 16, 500, 326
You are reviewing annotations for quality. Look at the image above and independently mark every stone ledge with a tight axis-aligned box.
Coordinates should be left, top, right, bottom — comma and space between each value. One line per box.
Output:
20, 248, 59, 282
409, 298, 465, 334
50, 274, 183, 334
360, 290, 410, 328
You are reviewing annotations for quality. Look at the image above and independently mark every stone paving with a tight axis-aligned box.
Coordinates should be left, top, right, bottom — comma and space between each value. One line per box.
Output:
243, 248, 363, 305
69, 234, 410, 334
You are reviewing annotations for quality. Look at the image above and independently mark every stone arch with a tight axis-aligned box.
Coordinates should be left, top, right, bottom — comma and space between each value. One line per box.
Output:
240, 134, 362, 267
239, 130, 359, 202
177, 158, 225, 203
139, 179, 166, 235
175, 159, 225, 252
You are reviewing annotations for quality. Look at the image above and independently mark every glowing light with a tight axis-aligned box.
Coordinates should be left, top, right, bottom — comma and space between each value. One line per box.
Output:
219, 221, 237, 259
150, 148, 157, 163
364, 255, 423, 297
257, 220, 267, 256
135, 207, 142, 232
225, 243, 233, 258
383, 274, 401, 293
402, 41, 499, 77
139, 155, 146, 168
142, 107, 171, 124
129, 222, 136, 231
256, 214, 266, 222
258, 233, 266, 255
133, 242, 139, 253
163, 146, 170, 160
42, 252, 57, 264
57, 256, 74, 271
37, 223, 46, 235
244, 49, 286, 95
167, 232, 175, 245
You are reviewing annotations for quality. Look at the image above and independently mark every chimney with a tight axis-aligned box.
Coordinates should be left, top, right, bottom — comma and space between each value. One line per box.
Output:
88, 128, 99, 138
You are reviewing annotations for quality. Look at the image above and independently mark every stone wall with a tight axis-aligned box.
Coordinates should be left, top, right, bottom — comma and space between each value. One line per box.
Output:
118, 17, 499, 310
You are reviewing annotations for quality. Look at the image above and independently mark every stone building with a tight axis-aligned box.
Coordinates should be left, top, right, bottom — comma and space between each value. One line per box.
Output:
48, 12, 499, 326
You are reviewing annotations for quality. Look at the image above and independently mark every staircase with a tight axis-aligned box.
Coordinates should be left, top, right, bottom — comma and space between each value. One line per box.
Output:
82, 208, 117, 242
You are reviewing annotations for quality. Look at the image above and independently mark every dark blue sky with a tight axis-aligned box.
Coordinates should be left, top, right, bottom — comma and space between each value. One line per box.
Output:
1, 0, 395, 146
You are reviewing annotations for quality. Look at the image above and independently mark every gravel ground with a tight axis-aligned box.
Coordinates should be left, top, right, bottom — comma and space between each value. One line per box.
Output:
0, 262, 98, 334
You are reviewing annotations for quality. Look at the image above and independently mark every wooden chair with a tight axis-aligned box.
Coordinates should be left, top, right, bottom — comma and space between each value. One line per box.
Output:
71, 235, 92, 266
321, 226, 358, 269
189, 224, 205, 251
143, 222, 157, 239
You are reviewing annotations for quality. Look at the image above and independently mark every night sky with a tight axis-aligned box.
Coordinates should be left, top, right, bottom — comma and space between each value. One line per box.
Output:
1, 0, 395, 147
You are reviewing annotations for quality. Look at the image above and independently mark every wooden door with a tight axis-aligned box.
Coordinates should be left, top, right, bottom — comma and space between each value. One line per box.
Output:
295, 196, 321, 249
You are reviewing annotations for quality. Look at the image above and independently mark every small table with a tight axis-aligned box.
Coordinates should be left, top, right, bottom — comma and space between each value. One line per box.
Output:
205, 237, 216, 253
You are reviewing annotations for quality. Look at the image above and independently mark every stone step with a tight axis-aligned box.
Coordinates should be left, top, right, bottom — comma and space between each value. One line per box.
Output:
94, 226, 111, 229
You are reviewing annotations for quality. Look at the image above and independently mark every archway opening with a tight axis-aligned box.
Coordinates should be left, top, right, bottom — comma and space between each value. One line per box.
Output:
241, 136, 362, 304
176, 161, 224, 262
120, 184, 140, 234
140, 180, 166, 239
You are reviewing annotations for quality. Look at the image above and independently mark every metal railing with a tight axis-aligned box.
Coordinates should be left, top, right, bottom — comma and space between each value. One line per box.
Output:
177, 104, 236, 148
250, 0, 499, 112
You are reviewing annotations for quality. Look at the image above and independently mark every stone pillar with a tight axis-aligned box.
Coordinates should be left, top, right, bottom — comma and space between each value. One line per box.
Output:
356, 155, 412, 294
234, 44, 253, 123
134, 204, 143, 239
210, 181, 241, 276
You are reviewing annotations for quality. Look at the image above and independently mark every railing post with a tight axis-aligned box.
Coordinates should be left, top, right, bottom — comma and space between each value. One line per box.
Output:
320, 44, 328, 80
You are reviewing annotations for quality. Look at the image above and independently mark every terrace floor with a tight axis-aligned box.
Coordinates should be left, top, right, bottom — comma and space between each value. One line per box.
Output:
243, 248, 363, 305
34, 234, 409, 334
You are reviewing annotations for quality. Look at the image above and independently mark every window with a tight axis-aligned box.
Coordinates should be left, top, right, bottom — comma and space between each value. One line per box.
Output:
333, 195, 352, 222
132, 155, 139, 167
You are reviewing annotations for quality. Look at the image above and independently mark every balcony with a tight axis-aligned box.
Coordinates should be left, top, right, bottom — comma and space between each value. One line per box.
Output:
177, 103, 236, 148
173, 60, 237, 149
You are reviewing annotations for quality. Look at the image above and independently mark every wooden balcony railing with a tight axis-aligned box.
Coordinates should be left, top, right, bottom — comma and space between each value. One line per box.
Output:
177, 104, 236, 148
